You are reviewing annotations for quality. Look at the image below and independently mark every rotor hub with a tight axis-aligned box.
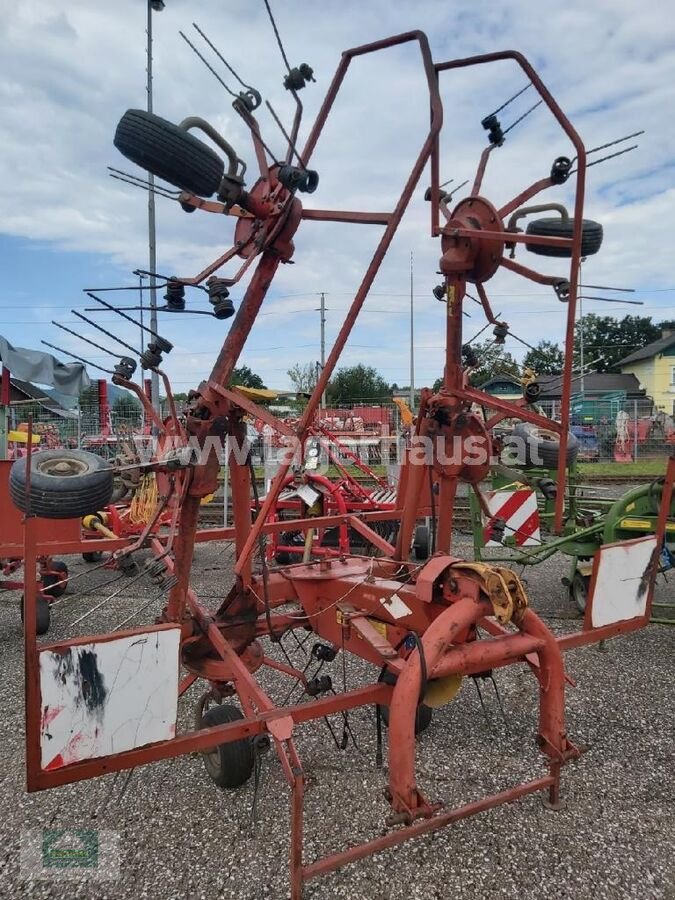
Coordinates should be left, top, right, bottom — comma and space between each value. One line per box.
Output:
440, 196, 505, 283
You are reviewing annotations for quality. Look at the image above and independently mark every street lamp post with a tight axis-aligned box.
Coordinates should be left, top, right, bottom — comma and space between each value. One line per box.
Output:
146, 0, 164, 415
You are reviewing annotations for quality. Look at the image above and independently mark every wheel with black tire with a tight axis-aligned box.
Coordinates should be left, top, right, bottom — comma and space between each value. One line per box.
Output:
412, 524, 430, 560
525, 217, 603, 258
379, 703, 433, 735
200, 704, 254, 789
571, 571, 591, 614
20, 596, 51, 635
114, 109, 225, 198
83, 551, 104, 563
9, 450, 113, 519
508, 423, 578, 470
41, 561, 68, 598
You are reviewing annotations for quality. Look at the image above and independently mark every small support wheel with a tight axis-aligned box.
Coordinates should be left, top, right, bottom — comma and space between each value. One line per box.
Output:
20, 595, 51, 635
571, 571, 591, 614
378, 703, 433, 736
412, 524, 430, 560
82, 551, 104, 563
41, 561, 68, 598
525, 217, 603, 258
9, 449, 113, 518
200, 703, 255, 789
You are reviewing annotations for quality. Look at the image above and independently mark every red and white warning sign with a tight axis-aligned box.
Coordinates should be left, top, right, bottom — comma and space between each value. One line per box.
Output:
482, 489, 540, 547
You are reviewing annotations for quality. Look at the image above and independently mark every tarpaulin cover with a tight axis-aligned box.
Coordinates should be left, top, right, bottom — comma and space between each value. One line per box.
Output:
0, 336, 90, 396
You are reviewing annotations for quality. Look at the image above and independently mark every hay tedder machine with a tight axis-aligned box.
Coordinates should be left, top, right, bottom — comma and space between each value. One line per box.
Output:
13, 23, 675, 898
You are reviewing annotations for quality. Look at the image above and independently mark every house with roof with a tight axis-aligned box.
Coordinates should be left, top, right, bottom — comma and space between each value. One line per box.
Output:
616, 328, 675, 417
479, 371, 652, 420
8, 377, 78, 421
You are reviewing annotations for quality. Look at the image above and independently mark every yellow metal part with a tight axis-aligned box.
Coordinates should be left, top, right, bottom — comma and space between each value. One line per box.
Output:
451, 561, 528, 625
8, 430, 40, 444
520, 367, 537, 386
81, 513, 117, 540
129, 473, 159, 525
393, 397, 415, 428
233, 385, 280, 401
424, 674, 463, 709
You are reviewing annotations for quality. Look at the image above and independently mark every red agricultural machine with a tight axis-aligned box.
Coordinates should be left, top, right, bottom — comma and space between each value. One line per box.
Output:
13, 25, 674, 899
265, 425, 399, 563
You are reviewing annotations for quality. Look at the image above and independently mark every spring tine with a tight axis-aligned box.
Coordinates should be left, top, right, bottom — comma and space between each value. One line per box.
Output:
86, 293, 164, 340
473, 677, 493, 731
445, 178, 469, 201
489, 674, 510, 733
113, 587, 166, 631
41, 341, 113, 375
81, 282, 168, 293
466, 312, 503, 345
266, 100, 306, 168
108, 173, 180, 200
52, 321, 120, 358
107, 167, 180, 198
263, 0, 292, 74
587, 130, 644, 156
134, 268, 208, 292
70, 564, 148, 627
502, 99, 543, 137
192, 23, 255, 92
71, 309, 141, 356
179, 29, 238, 99
579, 284, 635, 293
485, 82, 532, 120
585, 144, 639, 168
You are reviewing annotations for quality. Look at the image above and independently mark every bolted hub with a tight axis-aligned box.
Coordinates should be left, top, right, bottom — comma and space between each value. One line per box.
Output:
439, 196, 505, 283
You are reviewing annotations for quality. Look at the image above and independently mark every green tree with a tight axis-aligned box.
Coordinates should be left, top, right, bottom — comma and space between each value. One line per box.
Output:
522, 340, 564, 375
287, 362, 318, 394
467, 340, 520, 387
573, 314, 668, 372
230, 365, 266, 389
326, 364, 391, 403
78, 384, 101, 432
112, 392, 142, 429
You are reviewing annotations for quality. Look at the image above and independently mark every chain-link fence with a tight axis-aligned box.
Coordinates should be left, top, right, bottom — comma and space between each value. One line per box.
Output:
6, 392, 674, 467
539, 397, 675, 463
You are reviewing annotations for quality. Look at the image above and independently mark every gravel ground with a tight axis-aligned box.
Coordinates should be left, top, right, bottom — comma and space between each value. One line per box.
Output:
0, 506, 674, 899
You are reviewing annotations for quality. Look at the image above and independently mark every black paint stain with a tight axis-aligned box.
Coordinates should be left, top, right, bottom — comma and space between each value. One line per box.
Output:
77, 650, 107, 712
51, 649, 75, 685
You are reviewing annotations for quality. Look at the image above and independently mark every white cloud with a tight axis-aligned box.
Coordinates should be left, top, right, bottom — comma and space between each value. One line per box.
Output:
0, 0, 674, 391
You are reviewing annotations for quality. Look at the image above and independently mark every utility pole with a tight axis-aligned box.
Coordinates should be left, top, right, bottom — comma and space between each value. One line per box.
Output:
409, 251, 415, 409
317, 292, 326, 409
146, 0, 165, 415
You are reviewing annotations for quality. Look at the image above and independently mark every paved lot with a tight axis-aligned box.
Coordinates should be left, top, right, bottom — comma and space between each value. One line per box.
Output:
0, 530, 673, 899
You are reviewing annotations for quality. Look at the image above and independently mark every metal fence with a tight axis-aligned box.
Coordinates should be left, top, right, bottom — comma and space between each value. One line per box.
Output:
6, 393, 674, 466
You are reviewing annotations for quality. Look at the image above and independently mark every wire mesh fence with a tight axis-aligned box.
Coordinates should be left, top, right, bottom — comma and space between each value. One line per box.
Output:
5, 392, 674, 466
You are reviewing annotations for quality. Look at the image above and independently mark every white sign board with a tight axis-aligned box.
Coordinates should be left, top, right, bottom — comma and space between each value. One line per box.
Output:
589, 536, 656, 628
39, 626, 181, 771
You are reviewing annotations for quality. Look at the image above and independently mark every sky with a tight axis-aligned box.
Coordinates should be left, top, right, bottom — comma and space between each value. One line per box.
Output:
1, 0, 674, 396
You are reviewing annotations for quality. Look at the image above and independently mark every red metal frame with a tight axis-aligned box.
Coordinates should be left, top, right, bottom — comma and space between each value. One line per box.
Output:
18, 34, 675, 900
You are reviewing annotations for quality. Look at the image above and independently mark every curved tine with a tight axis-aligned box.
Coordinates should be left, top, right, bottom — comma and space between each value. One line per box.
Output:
266, 100, 306, 168
107, 167, 180, 197
108, 171, 180, 200
287, 90, 304, 165
41, 340, 113, 375
192, 22, 257, 92
179, 29, 238, 100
